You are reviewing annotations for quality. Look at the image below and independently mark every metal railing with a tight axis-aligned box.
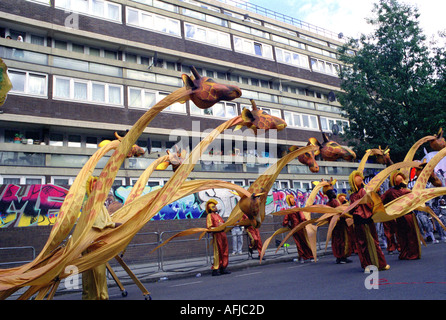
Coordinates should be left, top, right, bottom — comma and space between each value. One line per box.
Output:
0, 223, 329, 277
216, 0, 342, 41
0, 246, 36, 267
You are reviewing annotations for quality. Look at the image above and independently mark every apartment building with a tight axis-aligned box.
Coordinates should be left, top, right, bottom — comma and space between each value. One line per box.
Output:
0, 0, 383, 192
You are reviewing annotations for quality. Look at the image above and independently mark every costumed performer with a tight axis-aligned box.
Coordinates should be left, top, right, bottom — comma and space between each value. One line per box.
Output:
338, 192, 358, 254
82, 176, 121, 300
324, 186, 352, 264
283, 194, 314, 263
381, 171, 421, 260
348, 171, 389, 271
242, 214, 264, 260
206, 199, 231, 276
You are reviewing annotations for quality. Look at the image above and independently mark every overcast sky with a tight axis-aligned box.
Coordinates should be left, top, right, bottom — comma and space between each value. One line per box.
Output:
246, 0, 445, 40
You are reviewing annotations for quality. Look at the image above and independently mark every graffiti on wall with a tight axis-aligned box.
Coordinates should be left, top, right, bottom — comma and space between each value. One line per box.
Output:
0, 184, 68, 228
0, 184, 346, 228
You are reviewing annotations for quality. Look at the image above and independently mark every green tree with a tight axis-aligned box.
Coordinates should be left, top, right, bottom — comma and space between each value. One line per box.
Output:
337, 0, 443, 163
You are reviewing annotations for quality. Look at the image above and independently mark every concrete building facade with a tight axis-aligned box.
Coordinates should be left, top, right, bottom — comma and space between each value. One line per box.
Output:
0, 0, 382, 191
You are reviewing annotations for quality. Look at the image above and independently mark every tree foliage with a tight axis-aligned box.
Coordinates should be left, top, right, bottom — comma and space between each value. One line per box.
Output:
337, 0, 446, 162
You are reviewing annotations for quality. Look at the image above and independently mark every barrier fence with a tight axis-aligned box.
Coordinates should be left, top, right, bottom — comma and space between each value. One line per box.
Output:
0, 223, 330, 280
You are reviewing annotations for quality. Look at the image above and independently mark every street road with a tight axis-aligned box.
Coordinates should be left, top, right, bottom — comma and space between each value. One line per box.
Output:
55, 242, 446, 301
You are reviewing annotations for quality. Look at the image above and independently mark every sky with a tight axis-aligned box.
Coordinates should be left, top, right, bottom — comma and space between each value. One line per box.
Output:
246, 0, 446, 40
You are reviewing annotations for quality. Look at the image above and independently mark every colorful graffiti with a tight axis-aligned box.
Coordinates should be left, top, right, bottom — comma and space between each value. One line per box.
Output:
0, 184, 68, 228
0, 184, 346, 228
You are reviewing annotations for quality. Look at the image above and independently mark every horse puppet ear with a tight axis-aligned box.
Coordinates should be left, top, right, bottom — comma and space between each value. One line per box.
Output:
181, 74, 196, 90
309, 137, 321, 155
322, 132, 330, 143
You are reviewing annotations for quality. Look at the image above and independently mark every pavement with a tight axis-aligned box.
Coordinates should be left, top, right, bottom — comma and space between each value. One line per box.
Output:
51, 243, 333, 299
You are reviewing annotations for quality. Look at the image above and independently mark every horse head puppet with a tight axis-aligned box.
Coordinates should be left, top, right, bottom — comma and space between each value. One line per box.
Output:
181, 66, 242, 109
156, 145, 187, 172
99, 132, 146, 158
309, 133, 356, 162
289, 144, 319, 173
234, 100, 287, 135
411, 159, 443, 187
430, 128, 446, 151
237, 189, 265, 228
374, 146, 394, 166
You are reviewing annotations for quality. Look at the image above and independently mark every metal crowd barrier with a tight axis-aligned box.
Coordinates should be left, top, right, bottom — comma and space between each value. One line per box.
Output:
0, 246, 36, 267
1, 223, 330, 276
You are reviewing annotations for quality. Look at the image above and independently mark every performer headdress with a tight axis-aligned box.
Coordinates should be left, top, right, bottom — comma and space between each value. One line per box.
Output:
205, 199, 218, 214
348, 170, 364, 193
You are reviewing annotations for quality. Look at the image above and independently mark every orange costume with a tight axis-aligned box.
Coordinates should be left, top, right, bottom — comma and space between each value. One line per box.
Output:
283, 194, 314, 262
349, 171, 389, 271
206, 199, 231, 276
381, 171, 421, 260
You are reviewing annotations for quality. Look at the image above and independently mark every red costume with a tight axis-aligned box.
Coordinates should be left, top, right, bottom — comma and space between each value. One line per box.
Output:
381, 173, 421, 260
283, 195, 314, 261
243, 214, 263, 258
383, 220, 399, 253
326, 197, 352, 263
338, 193, 358, 254
349, 171, 389, 271
206, 199, 230, 276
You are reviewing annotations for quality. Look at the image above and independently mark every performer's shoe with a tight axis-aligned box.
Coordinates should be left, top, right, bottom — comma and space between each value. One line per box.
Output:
219, 268, 231, 275
336, 257, 352, 264
212, 270, 221, 276
380, 264, 390, 271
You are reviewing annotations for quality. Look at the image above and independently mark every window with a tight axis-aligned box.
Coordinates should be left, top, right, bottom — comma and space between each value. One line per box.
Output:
128, 87, 156, 110
241, 104, 281, 118
310, 58, 340, 77
320, 117, 349, 134
233, 36, 273, 59
182, 8, 227, 27
49, 133, 64, 147
292, 180, 312, 191
26, 177, 45, 184
51, 176, 76, 186
126, 7, 180, 37
158, 92, 186, 113
0, 175, 45, 184
274, 180, 290, 190
72, 43, 85, 53
230, 23, 269, 39
26, 0, 51, 5
92, 83, 105, 102
275, 48, 310, 69
55, 0, 122, 22
184, 23, 231, 49
190, 101, 237, 118
284, 111, 319, 130
8, 69, 47, 97
53, 76, 123, 106
86, 136, 98, 148
68, 135, 81, 148
299, 34, 328, 47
